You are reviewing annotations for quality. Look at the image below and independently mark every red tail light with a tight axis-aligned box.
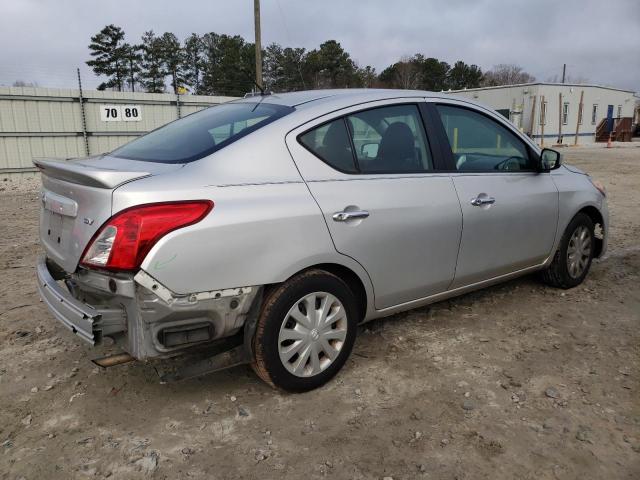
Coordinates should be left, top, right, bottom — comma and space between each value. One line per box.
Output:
81, 201, 213, 271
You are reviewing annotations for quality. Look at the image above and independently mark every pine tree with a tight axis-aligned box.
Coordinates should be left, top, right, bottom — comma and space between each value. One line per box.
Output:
86, 24, 129, 91
446, 61, 483, 90
138, 31, 167, 93
199, 32, 219, 95
264, 43, 307, 92
304, 40, 359, 89
159, 32, 186, 94
414, 55, 450, 91
200, 33, 255, 96
183, 34, 204, 94
356, 65, 377, 88
122, 43, 142, 92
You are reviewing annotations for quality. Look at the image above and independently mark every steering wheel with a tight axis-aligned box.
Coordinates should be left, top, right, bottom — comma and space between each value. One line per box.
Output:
495, 156, 524, 171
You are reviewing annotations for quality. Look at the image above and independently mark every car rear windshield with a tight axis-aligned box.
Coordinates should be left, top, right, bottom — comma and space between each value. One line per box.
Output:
111, 102, 293, 164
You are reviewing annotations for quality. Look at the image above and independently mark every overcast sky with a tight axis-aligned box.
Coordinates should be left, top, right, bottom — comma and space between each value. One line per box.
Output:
1, 0, 638, 92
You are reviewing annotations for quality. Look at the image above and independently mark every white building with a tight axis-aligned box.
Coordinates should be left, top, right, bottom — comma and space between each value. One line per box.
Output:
449, 83, 636, 145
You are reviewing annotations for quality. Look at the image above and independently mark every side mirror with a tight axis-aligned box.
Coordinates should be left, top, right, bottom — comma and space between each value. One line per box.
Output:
539, 148, 562, 171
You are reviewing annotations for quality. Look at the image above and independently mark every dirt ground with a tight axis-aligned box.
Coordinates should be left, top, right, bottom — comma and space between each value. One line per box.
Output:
1, 146, 638, 480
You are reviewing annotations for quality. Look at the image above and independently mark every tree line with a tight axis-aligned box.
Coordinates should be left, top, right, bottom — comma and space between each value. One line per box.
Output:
87, 24, 537, 96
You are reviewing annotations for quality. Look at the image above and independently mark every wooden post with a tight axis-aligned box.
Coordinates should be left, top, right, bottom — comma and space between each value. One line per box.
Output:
453, 127, 458, 153
254, 0, 263, 90
574, 90, 584, 146
529, 95, 537, 137
557, 92, 563, 144
540, 95, 545, 146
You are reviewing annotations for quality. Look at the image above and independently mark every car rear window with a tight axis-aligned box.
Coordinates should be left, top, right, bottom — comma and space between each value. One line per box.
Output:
111, 102, 293, 164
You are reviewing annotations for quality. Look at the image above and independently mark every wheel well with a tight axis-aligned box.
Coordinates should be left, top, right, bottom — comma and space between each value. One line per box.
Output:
287, 263, 369, 322
577, 206, 604, 257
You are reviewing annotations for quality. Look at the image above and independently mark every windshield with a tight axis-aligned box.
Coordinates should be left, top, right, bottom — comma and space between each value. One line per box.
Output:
112, 102, 293, 164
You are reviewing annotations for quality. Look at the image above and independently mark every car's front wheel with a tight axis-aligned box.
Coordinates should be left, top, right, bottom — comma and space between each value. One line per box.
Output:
252, 269, 358, 392
541, 212, 595, 289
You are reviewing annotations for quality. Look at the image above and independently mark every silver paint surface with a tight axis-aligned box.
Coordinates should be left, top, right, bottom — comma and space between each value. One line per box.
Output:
35, 89, 609, 359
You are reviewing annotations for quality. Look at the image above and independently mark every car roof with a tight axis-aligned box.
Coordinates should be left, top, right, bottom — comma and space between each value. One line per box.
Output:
234, 89, 440, 108
233, 89, 497, 119
233, 89, 541, 154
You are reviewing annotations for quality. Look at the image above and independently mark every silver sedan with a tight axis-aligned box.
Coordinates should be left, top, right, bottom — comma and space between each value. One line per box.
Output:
35, 89, 608, 391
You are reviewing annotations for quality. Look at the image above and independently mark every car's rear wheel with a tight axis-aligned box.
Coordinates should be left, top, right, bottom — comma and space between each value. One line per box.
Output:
252, 269, 358, 392
541, 212, 595, 289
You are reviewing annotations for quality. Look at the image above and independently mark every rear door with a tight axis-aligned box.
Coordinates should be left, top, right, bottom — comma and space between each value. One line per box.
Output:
287, 100, 462, 310
430, 100, 559, 288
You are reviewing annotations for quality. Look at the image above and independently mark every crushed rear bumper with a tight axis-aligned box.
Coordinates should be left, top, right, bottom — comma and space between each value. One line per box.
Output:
36, 257, 128, 345
36, 256, 101, 344
36, 256, 258, 360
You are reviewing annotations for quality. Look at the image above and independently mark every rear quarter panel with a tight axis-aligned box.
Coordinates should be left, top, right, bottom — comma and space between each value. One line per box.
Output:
111, 127, 375, 309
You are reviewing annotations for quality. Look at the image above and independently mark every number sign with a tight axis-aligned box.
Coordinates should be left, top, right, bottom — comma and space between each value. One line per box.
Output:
100, 105, 142, 122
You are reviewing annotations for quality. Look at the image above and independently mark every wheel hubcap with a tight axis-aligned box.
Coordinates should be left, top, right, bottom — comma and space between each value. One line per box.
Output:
278, 292, 348, 378
567, 225, 592, 279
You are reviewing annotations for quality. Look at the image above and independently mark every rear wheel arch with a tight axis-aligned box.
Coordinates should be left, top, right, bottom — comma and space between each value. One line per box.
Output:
308, 263, 368, 322
264, 263, 369, 323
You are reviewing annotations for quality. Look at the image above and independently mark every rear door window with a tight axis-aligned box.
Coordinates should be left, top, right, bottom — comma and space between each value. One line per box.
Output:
112, 102, 293, 164
298, 119, 357, 173
298, 104, 433, 174
346, 104, 433, 173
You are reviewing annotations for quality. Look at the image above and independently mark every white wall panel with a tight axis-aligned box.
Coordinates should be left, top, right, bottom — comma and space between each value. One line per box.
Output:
0, 86, 237, 174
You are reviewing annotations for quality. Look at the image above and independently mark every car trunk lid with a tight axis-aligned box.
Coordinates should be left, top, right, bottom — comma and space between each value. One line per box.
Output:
35, 156, 181, 273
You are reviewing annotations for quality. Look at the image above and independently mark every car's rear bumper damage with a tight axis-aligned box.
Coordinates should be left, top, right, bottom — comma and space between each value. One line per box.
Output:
36, 258, 106, 344
36, 256, 259, 361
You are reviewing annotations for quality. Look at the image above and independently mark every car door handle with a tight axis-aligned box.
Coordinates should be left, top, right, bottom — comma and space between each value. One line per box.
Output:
332, 210, 370, 222
470, 196, 496, 206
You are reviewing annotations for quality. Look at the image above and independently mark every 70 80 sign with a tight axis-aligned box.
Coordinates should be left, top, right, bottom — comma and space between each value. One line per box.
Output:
100, 105, 142, 122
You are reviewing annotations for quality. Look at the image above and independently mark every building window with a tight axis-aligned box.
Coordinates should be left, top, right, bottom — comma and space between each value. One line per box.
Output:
617, 105, 622, 118
540, 101, 547, 125
562, 102, 569, 125
591, 104, 598, 124
578, 103, 583, 125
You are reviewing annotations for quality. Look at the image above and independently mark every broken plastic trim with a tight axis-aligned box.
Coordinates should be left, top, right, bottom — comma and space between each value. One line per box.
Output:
133, 270, 252, 305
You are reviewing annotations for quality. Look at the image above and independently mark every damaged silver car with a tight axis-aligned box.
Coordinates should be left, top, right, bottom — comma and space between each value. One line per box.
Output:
35, 89, 608, 392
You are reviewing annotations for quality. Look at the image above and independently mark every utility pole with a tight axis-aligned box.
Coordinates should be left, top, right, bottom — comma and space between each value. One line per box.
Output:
254, 0, 263, 90
561, 63, 566, 83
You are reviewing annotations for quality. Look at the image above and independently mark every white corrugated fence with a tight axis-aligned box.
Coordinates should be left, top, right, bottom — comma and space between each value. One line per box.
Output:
0, 86, 237, 177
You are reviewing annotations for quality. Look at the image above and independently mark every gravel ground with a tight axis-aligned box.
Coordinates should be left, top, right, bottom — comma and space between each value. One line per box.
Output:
0, 146, 638, 480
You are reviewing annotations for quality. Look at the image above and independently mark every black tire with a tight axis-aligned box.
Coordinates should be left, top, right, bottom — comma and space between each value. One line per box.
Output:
252, 269, 358, 392
541, 212, 595, 289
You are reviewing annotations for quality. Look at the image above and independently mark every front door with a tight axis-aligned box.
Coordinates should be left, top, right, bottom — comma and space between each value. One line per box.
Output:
432, 102, 559, 288
287, 102, 462, 309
